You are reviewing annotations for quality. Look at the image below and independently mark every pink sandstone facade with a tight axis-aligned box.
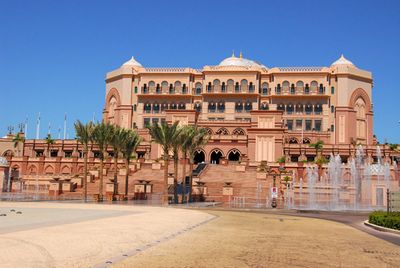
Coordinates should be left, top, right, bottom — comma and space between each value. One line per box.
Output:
0, 54, 398, 206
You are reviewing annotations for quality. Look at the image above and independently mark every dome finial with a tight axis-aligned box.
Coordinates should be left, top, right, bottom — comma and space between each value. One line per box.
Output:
239, 51, 243, 59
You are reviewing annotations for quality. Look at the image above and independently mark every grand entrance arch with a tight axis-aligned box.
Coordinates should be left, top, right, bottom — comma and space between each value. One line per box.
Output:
210, 149, 223, 164
193, 150, 205, 164
227, 149, 241, 162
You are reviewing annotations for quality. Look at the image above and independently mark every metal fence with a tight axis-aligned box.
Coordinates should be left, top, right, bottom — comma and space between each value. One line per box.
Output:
388, 190, 400, 212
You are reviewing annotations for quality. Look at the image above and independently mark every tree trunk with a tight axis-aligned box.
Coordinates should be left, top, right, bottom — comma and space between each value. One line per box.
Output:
113, 155, 118, 199
124, 158, 130, 198
99, 157, 104, 202
181, 152, 187, 204
173, 154, 178, 204
163, 154, 169, 205
188, 161, 194, 202
83, 147, 88, 202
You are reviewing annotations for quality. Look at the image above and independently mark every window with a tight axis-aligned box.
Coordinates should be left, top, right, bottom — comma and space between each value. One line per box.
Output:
249, 82, 254, 92
161, 81, 168, 92
305, 120, 312, 131
227, 79, 234, 91
315, 104, 322, 115
169, 84, 175, 94
161, 103, 168, 112
182, 84, 187, 94
134, 86, 138, 94
93, 151, 101, 158
240, 79, 248, 91
260, 102, 269, 110
245, 102, 252, 112
314, 120, 322, 132
50, 150, 58, 157
277, 104, 285, 111
152, 118, 159, 124
143, 118, 150, 127
310, 81, 318, 91
144, 103, 151, 113
296, 104, 303, 114
296, 119, 303, 130
286, 104, 294, 114
133, 104, 137, 111
331, 105, 334, 113
331, 86, 335, 94
282, 81, 290, 91
296, 81, 304, 92
287, 120, 293, 131
331, 124, 335, 132
208, 102, 216, 112
235, 82, 240, 92
305, 104, 312, 115
194, 102, 202, 112
156, 84, 161, 94
217, 102, 225, 112
221, 82, 226, 92
276, 84, 281, 94
64, 151, 72, 158
195, 82, 202, 95
261, 82, 269, 95
207, 82, 212, 93
304, 84, 310, 94
170, 103, 177, 109
143, 84, 148, 93
178, 103, 185, 110
153, 103, 160, 113
235, 102, 243, 112
290, 84, 295, 94
319, 84, 324, 94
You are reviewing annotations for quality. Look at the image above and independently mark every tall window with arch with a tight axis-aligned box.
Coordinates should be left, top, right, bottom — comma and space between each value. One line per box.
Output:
355, 97, 367, 140
195, 82, 202, 95
261, 82, 269, 95
227, 79, 234, 92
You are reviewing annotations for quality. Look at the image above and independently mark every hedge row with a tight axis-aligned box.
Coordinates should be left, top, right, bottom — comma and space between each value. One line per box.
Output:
369, 211, 400, 230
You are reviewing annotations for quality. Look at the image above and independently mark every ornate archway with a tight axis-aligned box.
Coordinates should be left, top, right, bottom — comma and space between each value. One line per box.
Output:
210, 149, 224, 164
227, 149, 241, 162
193, 150, 206, 164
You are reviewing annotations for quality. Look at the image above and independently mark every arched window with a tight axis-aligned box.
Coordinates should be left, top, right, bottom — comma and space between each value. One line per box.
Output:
303, 138, 311, 144
170, 103, 177, 109
235, 101, 243, 112
156, 83, 161, 94
233, 128, 246, 135
169, 83, 174, 94
286, 104, 294, 114
149, 81, 155, 89
289, 137, 298, 144
277, 103, 285, 111
213, 79, 220, 91
182, 84, 187, 94
208, 102, 216, 112
221, 82, 226, 92
161, 102, 168, 111
249, 82, 254, 92
144, 103, 151, 113
235, 82, 240, 92
161, 81, 168, 92
217, 101, 225, 112
143, 83, 148, 93
290, 84, 295, 94
108, 96, 117, 117
355, 97, 367, 139
314, 103, 322, 114
178, 103, 186, 110
305, 103, 313, 114
245, 101, 252, 112
319, 84, 324, 94
296, 103, 304, 114
310, 81, 318, 91
227, 79, 234, 91
276, 84, 281, 94
296, 81, 304, 91
207, 82, 212, 93
204, 128, 213, 135
260, 102, 269, 110
240, 79, 248, 88
153, 103, 160, 113
216, 128, 229, 135
195, 82, 202, 95
304, 83, 310, 94
282, 81, 290, 91
261, 82, 269, 95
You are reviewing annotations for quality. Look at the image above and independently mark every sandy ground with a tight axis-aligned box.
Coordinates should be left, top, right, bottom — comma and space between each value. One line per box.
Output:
114, 210, 400, 268
0, 202, 213, 268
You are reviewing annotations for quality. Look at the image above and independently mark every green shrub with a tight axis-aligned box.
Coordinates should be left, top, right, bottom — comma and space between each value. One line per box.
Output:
369, 211, 400, 230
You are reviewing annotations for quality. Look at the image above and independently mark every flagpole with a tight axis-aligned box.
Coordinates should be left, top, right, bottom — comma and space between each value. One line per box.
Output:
48, 122, 51, 136
36, 112, 41, 139
58, 126, 61, 139
24, 116, 28, 138
63, 113, 67, 140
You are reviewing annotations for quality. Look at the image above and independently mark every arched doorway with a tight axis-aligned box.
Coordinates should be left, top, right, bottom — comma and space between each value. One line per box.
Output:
193, 150, 205, 164
210, 150, 223, 164
227, 149, 241, 162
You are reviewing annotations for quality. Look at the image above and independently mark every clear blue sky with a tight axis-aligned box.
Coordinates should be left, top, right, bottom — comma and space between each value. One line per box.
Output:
0, 0, 399, 142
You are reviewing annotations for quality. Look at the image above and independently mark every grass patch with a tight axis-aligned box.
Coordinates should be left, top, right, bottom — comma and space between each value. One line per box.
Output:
369, 211, 400, 230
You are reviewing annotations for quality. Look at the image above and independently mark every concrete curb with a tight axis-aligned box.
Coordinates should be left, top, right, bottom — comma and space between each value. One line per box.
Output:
364, 220, 400, 235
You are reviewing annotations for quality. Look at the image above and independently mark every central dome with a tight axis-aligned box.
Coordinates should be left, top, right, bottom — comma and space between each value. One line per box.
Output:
218, 53, 264, 68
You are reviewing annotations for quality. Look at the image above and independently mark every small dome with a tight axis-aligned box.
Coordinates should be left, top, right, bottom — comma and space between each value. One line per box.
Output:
331, 54, 355, 67
219, 52, 264, 68
122, 56, 143, 67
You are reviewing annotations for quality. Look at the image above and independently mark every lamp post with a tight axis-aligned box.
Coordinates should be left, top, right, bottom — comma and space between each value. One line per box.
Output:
267, 169, 278, 208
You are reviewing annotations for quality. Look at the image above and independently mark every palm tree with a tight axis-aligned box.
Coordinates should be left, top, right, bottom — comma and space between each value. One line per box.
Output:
187, 127, 209, 202
74, 120, 94, 202
148, 121, 182, 205
110, 125, 123, 200
45, 134, 55, 157
171, 129, 184, 204
309, 140, 324, 158
120, 129, 141, 199
180, 126, 196, 203
92, 122, 114, 201
12, 133, 25, 157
